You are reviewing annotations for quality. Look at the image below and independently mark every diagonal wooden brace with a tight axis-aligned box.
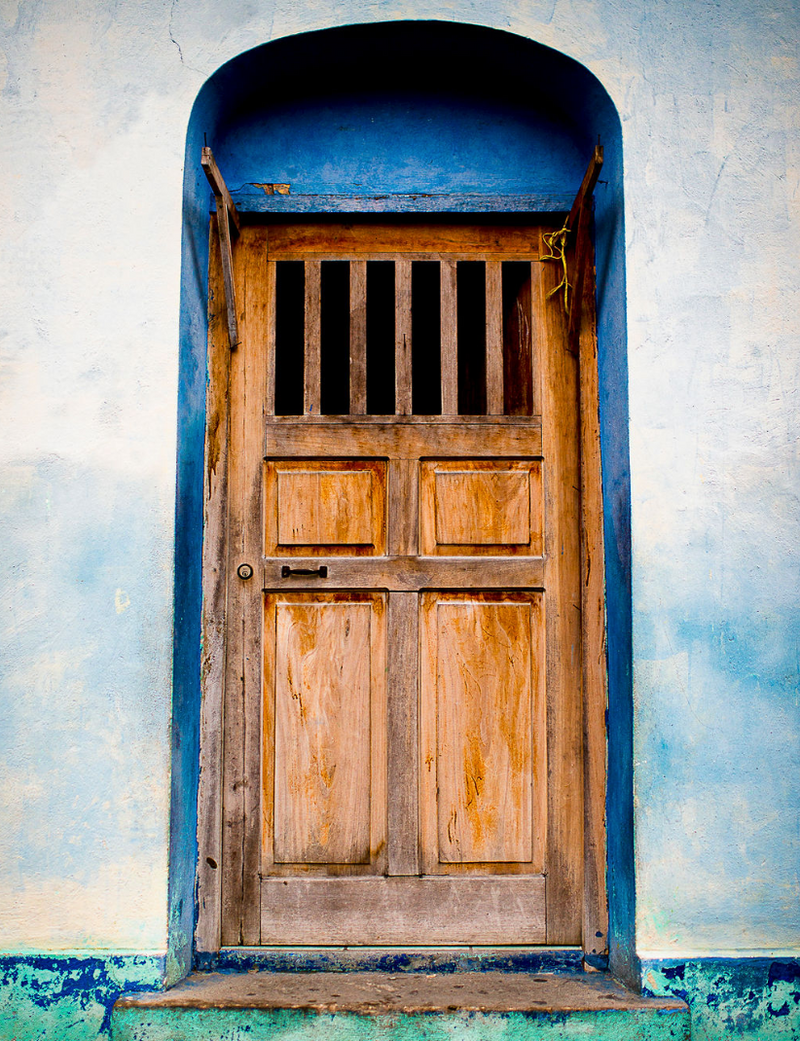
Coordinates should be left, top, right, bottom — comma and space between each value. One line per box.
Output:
566, 146, 603, 356
202, 146, 241, 350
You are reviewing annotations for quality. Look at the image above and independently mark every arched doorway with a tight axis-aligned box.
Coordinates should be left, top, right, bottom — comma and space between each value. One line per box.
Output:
171, 20, 631, 976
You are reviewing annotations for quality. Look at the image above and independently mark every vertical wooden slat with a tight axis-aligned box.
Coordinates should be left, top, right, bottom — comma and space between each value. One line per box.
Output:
485, 261, 504, 415
440, 259, 458, 415
578, 243, 609, 960
350, 260, 368, 414
217, 201, 240, 351
196, 217, 229, 952
240, 226, 269, 944
533, 227, 584, 945
264, 259, 276, 416
529, 261, 542, 416
387, 591, 420, 875
304, 260, 321, 415
221, 229, 250, 945
395, 260, 412, 415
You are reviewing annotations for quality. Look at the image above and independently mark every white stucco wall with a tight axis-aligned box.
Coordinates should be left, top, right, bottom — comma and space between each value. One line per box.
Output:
0, 0, 798, 956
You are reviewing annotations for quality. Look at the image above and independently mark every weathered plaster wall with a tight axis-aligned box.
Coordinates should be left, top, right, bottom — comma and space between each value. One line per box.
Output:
1, 0, 798, 1038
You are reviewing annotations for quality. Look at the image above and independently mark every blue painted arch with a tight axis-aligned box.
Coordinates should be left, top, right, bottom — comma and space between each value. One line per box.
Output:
170, 20, 632, 983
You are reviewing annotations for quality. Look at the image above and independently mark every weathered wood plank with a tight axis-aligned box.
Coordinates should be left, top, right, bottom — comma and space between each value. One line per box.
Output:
196, 218, 229, 953
261, 556, 545, 592
264, 260, 276, 416
578, 243, 609, 959
387, 592, 420, 875
533, 227, 584, 945
440, 259, 458, 414
265, 420, 542, 460
350, 260, 367, 414
265, 460, 387, 556
201, 146, 241, 235
240, 226, 269, 944
395, 259, 412, 415
387, 458, 418, 557
263, 593, 388, 877
220, 228, 251, 944
274, 601, 373, 864
260, 876, 546, 944
265, 223, 543, 256
486, 260, 504, 415
419, 460, 543, 557
303, 260, 321, 415
435, 599, 534, 864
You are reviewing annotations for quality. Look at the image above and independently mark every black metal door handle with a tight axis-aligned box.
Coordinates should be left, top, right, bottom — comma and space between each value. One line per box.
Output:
281, 565, 328, 578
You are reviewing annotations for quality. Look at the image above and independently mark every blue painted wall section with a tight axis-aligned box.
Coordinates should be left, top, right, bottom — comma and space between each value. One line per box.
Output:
0, 955, 164, 1041
643, 959, 800, 1041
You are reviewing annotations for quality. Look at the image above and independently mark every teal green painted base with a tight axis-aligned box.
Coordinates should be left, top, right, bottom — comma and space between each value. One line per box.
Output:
112, 1007, 689, 1041
643, 959, 800, 1041
0, 955, 165, 1041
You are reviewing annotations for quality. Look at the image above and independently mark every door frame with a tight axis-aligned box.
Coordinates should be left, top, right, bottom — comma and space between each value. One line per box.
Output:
194, 211, 608, 960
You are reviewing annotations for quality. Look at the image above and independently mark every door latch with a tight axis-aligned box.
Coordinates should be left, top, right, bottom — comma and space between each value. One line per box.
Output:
281, 565, 328, 578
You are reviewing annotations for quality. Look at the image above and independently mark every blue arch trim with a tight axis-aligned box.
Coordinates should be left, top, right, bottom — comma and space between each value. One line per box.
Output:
170, 20, 632, 983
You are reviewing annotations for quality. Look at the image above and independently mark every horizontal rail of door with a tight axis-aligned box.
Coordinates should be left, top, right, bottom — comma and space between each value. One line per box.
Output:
264, 419, 543, 458
261, 556, 546, 591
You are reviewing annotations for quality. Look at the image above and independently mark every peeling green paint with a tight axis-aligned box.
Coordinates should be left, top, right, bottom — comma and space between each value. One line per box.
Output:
0, 955, 165, 1041
112, 1006, 690, 1041
643, 959, 800, 1041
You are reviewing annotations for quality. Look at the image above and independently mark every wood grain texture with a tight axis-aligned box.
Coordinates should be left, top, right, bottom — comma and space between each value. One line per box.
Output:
387, 592, 420, 875
264, 260, 276, 416
274, 601, 373, 864
262, 593, 387, 877
485, 261, 504, 415
349, 260, 367, 414
265, 460, 386, 556
419, 593, 545, 875
221, 226, 268, 944
260, 876, 546, 944
419, 460, 543, 556
440, 259, 458, 415
395, 259, 412, 415
196, 218, 229, 952
387, 457, 418, 557
303, 260, 321, 415
435, 599, 533, 864
261, 555, 545, 592
265, 419, 542, 462
578, 243, 609, 958
533, 227, 584, 944
265, 223, 542, 256
277, 470, 375, 545
434, 470, 530, 545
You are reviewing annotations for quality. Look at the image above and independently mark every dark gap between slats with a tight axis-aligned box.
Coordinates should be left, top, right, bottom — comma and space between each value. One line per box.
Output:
457, 261, 487, 415
366, 261, 395, 415
411, 261, 441, 415
320, 260, 350, 415
502, 261, 533, 416
274, 261, 305, 415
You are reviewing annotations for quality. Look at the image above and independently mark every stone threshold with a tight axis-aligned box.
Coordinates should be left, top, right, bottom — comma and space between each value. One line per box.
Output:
115, 968, 688, 1015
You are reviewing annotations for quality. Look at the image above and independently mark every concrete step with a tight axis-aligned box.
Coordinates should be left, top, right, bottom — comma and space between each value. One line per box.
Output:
112, 969, 690, 1040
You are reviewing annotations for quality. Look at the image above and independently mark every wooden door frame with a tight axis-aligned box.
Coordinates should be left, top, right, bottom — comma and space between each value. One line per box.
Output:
194, 213, 609, 960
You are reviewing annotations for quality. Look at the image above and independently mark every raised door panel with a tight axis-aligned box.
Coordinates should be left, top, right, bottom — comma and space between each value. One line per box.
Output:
419, 592, 546, 875
263, 592, 387, 875
420, 460, 543, 556
265, 460, 386, 555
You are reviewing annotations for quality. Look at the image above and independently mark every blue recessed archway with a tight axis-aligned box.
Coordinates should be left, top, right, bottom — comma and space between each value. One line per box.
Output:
169, 20, 632, 984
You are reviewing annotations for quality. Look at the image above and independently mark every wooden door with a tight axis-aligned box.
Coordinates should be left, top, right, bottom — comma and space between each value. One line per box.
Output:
209, 220, 588, 947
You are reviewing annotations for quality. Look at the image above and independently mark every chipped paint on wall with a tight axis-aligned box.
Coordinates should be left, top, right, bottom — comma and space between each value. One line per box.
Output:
0, 955, 164, 1041
643, 960, 800, 1041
